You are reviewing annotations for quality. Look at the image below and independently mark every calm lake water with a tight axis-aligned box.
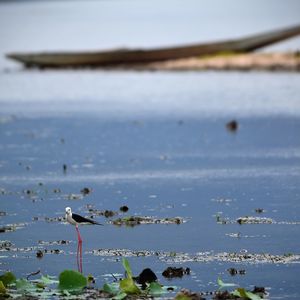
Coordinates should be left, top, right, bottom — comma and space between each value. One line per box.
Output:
1, 71, 300, 299
1, 1, 300, 299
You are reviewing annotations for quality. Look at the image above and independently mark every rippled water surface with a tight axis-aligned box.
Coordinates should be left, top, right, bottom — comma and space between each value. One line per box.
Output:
1, 0, 300, 298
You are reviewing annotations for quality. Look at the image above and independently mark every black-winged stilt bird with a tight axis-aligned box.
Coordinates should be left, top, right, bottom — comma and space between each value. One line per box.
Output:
65, 207, 102, 272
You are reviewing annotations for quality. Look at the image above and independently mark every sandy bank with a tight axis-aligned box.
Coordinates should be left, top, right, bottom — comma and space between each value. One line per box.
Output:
138, 52, 300, 72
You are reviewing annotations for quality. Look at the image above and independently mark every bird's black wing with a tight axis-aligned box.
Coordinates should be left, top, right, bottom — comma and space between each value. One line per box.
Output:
72, 213, 103, 225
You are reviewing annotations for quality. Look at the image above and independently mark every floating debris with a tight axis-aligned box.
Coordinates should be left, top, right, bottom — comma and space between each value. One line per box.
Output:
112, 216, 185, 227
36, 250, 44, 259
119, 205, 129, 213
227, 268, 245, 276
26, 269, 41, 280
162, 267, 190, 278
226, 120, 238, 132
80, 187, 92, 195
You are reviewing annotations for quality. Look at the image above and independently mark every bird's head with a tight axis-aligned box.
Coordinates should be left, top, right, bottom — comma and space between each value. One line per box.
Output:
65, 207, 72, 215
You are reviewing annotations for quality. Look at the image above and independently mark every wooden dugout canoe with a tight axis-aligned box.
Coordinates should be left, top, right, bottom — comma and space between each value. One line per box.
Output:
7, 24, 300, 69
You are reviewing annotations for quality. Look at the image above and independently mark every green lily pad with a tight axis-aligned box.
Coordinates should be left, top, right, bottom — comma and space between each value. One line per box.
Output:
103, 282, 119, 295
0, 271, 16, 287
58, 270, 87, 291
16, 278, 36, 292
147, 282, 165, 296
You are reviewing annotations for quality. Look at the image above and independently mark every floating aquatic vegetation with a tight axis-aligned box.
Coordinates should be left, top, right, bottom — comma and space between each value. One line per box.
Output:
89, 248, 154, 257
111, 216, 186, 226
89, 247, 300, 265
58, 270, 87, 291
237, 216, 274, 225
44, 216, 65, 223
0, 240, 13, 250
65, 193, 83, 200
175, 288, 205, 300
38, 240, 70, 246
215, 214, 300, 225
162, 251, 300, 265
0, 223, 27, 233
88, 208, 117, 218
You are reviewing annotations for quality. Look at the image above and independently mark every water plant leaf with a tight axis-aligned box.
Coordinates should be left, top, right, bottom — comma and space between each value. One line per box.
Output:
58, 270, 87, 291
119, 277, 141, 295
0, 271, 16, 287
232, 288, 262, 300
0, 281, 6, 294
122, 257, 133, 278
16, 278, 35, 291
217, 277, 237, 289
35, 282, 46, 289
113, 291, 127, 300
103, 282, 119, 295
40, 275, 58, 285
147, 282, 165, 296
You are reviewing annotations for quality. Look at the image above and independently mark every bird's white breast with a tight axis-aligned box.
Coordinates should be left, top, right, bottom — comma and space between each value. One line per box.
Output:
66, 213, 77, 225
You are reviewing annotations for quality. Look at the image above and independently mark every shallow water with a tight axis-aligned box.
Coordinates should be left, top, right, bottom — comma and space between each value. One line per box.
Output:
1, 1, 300, 298
1, 94, 300, 297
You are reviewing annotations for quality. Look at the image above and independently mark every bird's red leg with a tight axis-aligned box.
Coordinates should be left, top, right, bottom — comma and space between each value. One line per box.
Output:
75, 225, 83, 273
76, 241, 80, 272
79, 241, 83, 273
76, 225, 82, 243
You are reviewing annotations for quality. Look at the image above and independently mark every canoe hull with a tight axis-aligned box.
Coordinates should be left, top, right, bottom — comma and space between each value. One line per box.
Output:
7, 24, 300, 68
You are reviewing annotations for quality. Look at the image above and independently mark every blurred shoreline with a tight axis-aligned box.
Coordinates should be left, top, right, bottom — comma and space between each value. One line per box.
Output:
126, 52, 300, 72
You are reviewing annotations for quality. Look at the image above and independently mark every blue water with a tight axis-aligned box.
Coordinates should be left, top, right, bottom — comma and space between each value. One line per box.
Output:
1, 0, 300, 298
